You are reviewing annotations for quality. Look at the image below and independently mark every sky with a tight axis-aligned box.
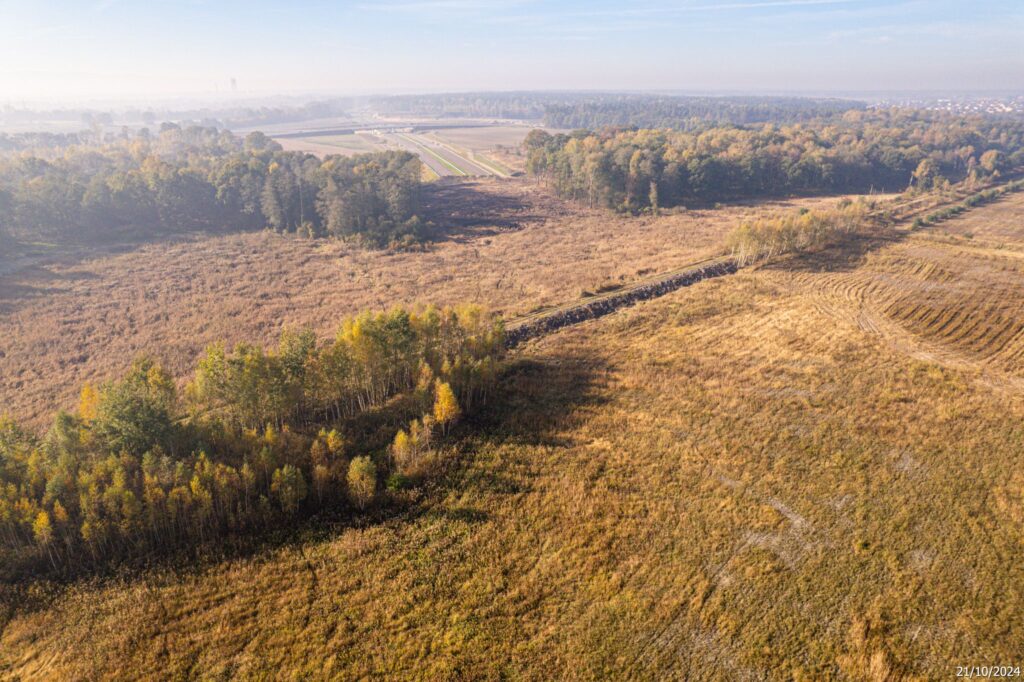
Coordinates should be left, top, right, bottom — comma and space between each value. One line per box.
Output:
0, 0, 1022, 104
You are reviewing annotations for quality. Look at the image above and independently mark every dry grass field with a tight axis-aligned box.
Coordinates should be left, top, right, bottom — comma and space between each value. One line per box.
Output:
0, 179, 863, 430
928, 190, 1024, 246
3, 192, 1024, 679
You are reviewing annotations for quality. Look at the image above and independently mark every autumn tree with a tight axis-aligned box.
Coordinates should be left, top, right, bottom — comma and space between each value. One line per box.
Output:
271, 465, 307, 515
433, 381, 461, 435
92, 358, 177, 456
523, 110, 1024, 210
346, 457, 377, 510
979, 150, 1005, 175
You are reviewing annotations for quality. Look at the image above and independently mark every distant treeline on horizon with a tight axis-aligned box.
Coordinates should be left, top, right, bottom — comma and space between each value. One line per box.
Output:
3, 92, 872, 135
5, 92, 1024, 144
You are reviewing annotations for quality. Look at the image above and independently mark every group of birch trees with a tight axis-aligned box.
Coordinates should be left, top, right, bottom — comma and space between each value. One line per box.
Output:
0, 305, 504, 575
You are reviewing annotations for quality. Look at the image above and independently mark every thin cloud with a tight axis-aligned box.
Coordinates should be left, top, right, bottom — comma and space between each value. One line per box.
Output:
672, 0, 861, 11
357, 0, 534, 12
564, 0, 863, 20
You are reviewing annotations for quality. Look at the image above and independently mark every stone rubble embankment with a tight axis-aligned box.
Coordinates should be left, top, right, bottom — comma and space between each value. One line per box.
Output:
504, 259, 738, 348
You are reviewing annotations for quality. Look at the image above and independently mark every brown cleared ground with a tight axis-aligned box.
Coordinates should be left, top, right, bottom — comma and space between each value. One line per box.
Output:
772, 189, 1024, 388
779, 238, 1024, 384
4, 196, 1024, 679
927, 190, 1024, 246
0, 180, 868, 430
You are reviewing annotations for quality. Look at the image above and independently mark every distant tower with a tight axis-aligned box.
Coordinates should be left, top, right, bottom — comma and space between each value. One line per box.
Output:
231, 77, 238, 93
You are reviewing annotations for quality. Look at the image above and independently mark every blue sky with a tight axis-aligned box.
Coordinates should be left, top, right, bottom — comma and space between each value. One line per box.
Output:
0, 0, 1021, 102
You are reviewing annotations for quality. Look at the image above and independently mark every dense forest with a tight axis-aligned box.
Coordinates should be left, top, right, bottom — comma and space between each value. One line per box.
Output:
0, 125, 423, 247
0, 305, 504, 576
0, 99, 359, 134
0, 131, 87, 153
365, 92, 864, 127
523, 110, 1024, 211
541, 95, 864, 130
367, 92, 551, 120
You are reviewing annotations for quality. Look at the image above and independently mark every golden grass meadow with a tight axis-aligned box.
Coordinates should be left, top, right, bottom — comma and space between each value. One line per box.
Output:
2, 188, 1023, 679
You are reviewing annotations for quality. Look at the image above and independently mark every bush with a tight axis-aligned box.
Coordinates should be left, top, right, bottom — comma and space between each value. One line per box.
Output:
385, 473, 411, 492
727, 202, 868, 265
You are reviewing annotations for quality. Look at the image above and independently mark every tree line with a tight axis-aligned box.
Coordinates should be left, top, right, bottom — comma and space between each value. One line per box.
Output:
0, 125, 424, 247
363, 93, 864, 126
0, 305, 504, 576
523, 110, 1024, 211
542, 95, 863, 130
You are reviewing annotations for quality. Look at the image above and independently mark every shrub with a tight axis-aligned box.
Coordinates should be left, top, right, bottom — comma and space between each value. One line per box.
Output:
727, 202, 868, 265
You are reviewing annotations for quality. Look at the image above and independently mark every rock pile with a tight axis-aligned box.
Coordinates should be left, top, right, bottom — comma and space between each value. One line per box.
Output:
505, 259, 738, 348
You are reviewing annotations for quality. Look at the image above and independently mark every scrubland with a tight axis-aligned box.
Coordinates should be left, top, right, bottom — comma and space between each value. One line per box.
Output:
0, 179, 862, 429
2, 190, 1023, 679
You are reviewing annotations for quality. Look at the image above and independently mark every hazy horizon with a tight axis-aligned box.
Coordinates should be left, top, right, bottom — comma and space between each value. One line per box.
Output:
2, 0, 1022, 103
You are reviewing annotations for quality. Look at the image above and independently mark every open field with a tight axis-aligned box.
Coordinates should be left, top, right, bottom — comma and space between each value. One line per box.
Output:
427, 125, 559, 175
4, 194, 1024, 678
231, 116, 366, 137
274, 132, 386, 157
275, 130, 505, 176
428, 125, 568, 175
0, 180, 869, 430
271, 124, 550, 175
422, 133, 514, 177
387, 133, 500, 177
383, 133, 468, 177
784, 237, 1024, 384
428, 125, 540, 152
